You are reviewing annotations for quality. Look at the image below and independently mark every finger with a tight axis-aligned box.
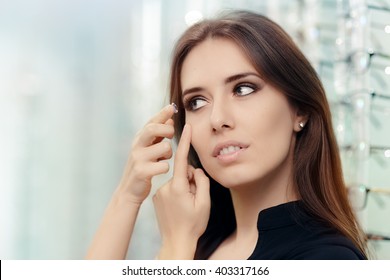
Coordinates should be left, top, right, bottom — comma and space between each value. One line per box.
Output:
131, 160, 170, 182
153, 118, 175, 144
173, 124, 191, 178
187, 165, 195, 181
137, 141, 172, 162
193, 169, 210, 204
147, 104, 176, 125
165, 118, 174, 126
187, 165, 196, 194
145, 161, 170, 178
137, 123, 174, 147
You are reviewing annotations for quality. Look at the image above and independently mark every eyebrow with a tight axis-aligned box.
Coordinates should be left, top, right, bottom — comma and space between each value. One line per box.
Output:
181, 72, 261, 99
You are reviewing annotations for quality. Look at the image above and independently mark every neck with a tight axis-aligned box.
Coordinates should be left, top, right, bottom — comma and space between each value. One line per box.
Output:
229, 162, 298, 243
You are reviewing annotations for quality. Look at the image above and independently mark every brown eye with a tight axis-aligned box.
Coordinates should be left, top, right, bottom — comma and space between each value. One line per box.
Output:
235, 84, 256, 96
185, 97, 208, 111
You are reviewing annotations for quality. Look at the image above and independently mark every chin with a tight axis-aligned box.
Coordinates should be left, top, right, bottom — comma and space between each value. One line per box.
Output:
202, 162, 266, 189
211, 173, 258, 190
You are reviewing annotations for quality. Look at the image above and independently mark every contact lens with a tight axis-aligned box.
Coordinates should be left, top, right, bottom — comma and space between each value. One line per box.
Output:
171, 103, 178, 114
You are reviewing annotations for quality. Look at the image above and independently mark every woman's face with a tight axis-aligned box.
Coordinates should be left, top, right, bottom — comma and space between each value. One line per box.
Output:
181, 38, 302, 189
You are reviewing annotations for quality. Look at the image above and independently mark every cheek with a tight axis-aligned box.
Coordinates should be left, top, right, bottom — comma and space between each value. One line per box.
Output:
186, 116, 207, 156
260, 95, 294, 132
248, 101, 295, 154
266, 110, 293, 138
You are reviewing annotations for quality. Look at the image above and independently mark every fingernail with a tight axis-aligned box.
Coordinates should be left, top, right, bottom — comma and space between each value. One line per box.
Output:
171, 103, 178, 114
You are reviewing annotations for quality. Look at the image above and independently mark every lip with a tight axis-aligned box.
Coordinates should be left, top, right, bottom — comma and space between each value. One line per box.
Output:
212, 141, 249, 157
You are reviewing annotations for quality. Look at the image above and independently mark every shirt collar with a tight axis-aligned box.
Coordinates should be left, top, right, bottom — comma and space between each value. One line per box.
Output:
257, 200, 311, 231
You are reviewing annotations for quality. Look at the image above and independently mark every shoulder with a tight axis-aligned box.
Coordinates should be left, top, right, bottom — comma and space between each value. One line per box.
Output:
289, 243, 366, 260
287, 226, 366, 260
248, 201, 367, 260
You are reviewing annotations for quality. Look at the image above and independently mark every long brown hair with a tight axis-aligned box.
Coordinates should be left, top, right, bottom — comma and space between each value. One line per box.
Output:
169, 10, 368, 258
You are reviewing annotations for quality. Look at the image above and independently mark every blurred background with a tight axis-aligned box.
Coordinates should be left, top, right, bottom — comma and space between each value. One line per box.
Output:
0, 0, 389, 259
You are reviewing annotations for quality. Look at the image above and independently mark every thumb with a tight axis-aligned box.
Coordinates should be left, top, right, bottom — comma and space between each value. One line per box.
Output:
193, 168, 210, 206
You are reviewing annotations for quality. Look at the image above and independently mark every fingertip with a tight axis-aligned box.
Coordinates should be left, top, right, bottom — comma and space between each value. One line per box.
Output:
188, 165, 195, 172
187, 165, 195, 180
181, 124, 192, 149
194, 169, 210, 202
165, 118, 174, 126
182, 123, 191, 137
149, 105, 175, 124
163, 103, 176, 117
163, 162, 170, 173
194, 168, 209, 182
164, 103, 178, 116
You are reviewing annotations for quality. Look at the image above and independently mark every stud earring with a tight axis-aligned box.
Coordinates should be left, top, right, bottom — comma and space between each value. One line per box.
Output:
299, 122, 305, 129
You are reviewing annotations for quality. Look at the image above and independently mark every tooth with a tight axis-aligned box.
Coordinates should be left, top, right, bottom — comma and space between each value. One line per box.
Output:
223, 147, 229, 154
228, 146, 235, 153
234, 146, 240, 151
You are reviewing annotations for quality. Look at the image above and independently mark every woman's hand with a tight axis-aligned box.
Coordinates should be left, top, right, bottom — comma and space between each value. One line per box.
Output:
118, 104, 176, 205
86, 104, 176, 259
153, 124, 211, 259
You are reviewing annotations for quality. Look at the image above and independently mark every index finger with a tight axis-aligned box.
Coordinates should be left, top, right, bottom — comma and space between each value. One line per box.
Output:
173, 123, 191, 178
147, 103, 177, 125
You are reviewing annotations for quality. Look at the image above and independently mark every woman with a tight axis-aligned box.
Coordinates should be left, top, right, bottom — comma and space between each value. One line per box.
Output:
86, 10, 368, 260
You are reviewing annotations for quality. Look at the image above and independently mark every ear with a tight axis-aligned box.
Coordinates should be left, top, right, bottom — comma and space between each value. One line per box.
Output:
293, 110, 309, 132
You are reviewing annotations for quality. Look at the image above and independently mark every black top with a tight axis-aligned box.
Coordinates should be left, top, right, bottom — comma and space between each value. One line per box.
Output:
207, 201, 366, 260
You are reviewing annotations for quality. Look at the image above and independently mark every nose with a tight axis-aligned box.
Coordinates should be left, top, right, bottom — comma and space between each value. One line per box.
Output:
210, 98, 234, 132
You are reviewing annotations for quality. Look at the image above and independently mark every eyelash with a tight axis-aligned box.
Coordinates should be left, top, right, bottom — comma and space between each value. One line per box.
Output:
234, 83, 258, 96
183, 96, 206, 112
183, 83, 259, 112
